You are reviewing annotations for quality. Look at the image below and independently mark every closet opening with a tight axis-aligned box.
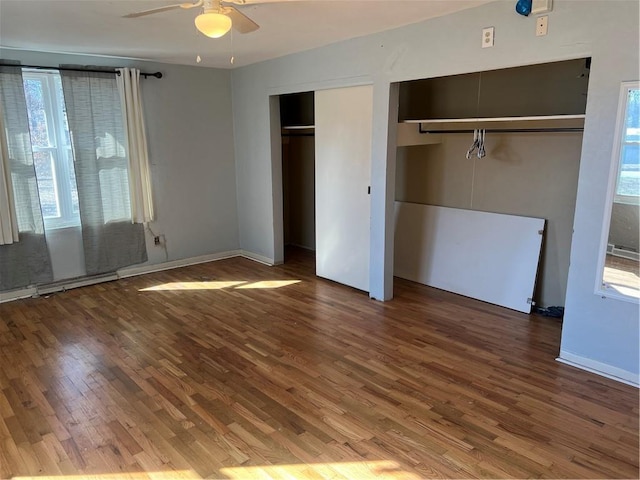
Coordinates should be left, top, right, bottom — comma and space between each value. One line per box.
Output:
279, 91, 316, 264
393, 58, 592, 314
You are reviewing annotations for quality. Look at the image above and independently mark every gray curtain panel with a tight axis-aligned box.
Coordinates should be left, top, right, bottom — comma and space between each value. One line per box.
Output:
0, 232, 53, 290
60, 70, 147, 276
0, 66, 53, 290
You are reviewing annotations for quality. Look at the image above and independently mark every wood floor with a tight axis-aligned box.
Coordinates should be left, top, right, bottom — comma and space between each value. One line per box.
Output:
0, 248, 638, 479
604, 254, 640, 295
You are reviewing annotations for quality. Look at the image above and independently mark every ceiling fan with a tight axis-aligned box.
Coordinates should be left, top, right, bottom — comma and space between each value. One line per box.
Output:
124, 0, 259, 38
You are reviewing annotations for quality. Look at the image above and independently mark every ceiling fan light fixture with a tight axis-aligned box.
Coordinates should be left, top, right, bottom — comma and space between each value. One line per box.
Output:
195, 11, 232, 38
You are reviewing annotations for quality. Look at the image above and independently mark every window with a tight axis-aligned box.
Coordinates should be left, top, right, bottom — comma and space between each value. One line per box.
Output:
614, 85, 640, 205
22, 69, 79, 228
599, 81, 640, 301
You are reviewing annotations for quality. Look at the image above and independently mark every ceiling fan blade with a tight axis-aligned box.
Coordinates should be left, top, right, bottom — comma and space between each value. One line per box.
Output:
225, 6, 260, 33
225, 0, 302, 3
123, 1, 202, 18
228, 0, 323, 3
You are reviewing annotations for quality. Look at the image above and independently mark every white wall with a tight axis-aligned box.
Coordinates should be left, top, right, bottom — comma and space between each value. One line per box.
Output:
231, 1, 639, 382
46, 227, 86, 281
0, 48, 239, 282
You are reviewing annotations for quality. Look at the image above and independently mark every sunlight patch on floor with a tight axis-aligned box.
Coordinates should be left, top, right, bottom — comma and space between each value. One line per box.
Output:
13, 471, 200, 480
603, 280, 640, 298
603, 255, 640, 299
603, 267, 640, 298
139, 280, 300, 292
235, 280, 301, 289
220, 461, 421, 480
10, 461, 419, 480
141, 280, 246, 291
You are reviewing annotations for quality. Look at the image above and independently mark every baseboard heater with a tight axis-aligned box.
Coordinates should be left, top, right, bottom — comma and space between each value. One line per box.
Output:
36, 273, 119, 296
1, 272, 119, 303
607, 244, 640, 261
1, 249, 265, 303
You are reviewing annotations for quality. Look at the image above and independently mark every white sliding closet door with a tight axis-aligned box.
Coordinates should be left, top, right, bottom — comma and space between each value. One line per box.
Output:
315, 85, 373, 292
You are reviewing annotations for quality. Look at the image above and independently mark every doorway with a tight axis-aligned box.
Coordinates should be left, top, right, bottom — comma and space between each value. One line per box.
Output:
393, 58, 591, 310
280, 92, 316, 263
276, 85, 374, 293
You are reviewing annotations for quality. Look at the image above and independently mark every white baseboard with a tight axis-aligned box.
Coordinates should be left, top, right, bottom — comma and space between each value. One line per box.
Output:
557, 351, 639, 387
607, 244, 640, 261
0, 286, 37, 303
117, 250, 242, 278
240, 250, 275, 266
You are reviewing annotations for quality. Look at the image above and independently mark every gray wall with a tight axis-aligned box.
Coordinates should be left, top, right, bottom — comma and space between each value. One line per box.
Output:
396, 132, 582, 308
0, 48, 239, 282
399, 58, 589, 120
231, 1, 640, 381
609, 203, 639, 252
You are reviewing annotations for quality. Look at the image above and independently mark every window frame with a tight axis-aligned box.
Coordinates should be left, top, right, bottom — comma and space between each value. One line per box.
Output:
22, 69, 79, 230
596, 80, 640, 302
613, 84, 640, 205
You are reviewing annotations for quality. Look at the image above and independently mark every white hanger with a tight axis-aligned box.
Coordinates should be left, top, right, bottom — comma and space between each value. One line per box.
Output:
477, 129, 486, 158
466, 129, 480, 159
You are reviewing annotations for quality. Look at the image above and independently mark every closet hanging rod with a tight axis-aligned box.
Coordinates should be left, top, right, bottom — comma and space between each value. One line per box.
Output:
419, 126, 583, 134
0, 63, 163, 78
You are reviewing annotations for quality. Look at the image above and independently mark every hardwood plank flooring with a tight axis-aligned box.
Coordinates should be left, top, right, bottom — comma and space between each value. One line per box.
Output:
604, 254, 640, 295
0, 247, 637, 479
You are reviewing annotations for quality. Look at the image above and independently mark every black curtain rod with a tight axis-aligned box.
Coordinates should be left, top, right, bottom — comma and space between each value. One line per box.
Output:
0, 63, 162, 79
419, 126, 583, 134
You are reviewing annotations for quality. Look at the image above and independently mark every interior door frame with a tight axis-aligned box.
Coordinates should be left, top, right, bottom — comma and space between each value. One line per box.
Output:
269, 78, 375, 269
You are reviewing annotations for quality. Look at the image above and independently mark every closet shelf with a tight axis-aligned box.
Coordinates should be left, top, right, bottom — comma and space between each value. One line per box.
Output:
281, 125, 315, 137
404, 114, 585, 134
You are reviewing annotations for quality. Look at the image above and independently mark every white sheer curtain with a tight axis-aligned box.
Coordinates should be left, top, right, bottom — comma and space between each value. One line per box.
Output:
0, 100, 19, 245
117, 68, 154, 223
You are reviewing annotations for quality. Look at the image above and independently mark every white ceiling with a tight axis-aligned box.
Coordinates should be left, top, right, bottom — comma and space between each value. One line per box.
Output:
0, 0, 494, 69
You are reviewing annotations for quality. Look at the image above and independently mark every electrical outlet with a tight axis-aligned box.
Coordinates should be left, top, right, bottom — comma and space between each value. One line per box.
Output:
536, 16, 548, 36
154, 236, 161, 245
482, 27, 494, 48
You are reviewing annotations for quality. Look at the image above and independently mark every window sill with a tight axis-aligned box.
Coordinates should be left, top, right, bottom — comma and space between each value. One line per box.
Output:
598, 284, 640, 303
44, 222, 81, 232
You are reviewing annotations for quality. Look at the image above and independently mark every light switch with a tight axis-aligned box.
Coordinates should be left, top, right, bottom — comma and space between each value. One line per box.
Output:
532, 0, 553, 14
